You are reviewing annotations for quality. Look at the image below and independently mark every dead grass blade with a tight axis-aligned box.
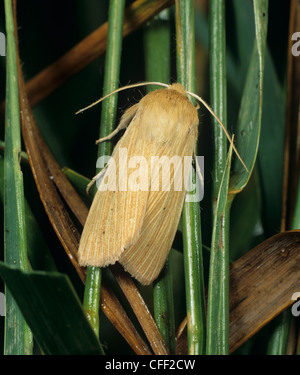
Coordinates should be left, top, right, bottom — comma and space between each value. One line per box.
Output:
100, 283, 152, 355
18, 68, 86, 280
111, 264, 169, 355
24, 0, 174, 108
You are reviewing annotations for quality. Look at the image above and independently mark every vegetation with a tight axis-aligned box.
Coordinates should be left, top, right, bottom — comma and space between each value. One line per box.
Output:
0, 0, 299, 355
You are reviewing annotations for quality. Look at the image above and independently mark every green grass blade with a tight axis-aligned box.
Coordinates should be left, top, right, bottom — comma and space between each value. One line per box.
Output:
182, 186, 205, 355
209, 0, 227, 201
0, 156, 57, 273
206, 143, 234, 355
83, 265, 102, 343
229, 0, 268, 191
176, 0, 195, 91
144, 8, 171, 88
266, 311, 291, 355
292, 174, 300, 230
0, 263, 103, 355
225, 1, 268, 268
97, 0, 125, 157
152, 258, 175, 354
211, 0, 267, 354
257, 48, 285, 234
205, 0, 229, 355
83, 0, 125, 343
143, 9, 175, 354
3, 0, 32, 355
175, 0, 206, 355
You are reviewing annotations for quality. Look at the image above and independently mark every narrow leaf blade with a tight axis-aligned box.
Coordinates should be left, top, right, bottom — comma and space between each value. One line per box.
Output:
0, 263, 103, 355
206, 143, 233, 354
230, 0, 268, 191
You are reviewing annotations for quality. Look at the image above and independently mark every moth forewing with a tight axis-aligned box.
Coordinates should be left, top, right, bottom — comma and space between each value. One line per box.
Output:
78, 109, 152, 267
78, 83, 199, 285
119, 134, 197, 284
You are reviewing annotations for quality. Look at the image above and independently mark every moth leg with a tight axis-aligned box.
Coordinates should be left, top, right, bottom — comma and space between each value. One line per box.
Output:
86, 165, 108, 195
95, 127, 123, 144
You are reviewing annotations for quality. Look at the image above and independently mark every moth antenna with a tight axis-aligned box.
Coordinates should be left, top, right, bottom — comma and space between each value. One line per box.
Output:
187, 91, 249, 173
75, 81, 169, 114
76, 82, 248, 173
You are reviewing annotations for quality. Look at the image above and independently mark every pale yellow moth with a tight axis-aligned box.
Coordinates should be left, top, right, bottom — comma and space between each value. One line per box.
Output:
77, 82, 246, 285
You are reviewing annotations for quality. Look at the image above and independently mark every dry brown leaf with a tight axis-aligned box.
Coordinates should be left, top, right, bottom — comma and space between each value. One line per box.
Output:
176, 230, 300, 354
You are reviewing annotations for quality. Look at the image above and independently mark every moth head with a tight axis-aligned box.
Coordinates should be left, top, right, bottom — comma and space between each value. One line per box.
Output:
168, 83, 186, 96
76, 81, 248, 173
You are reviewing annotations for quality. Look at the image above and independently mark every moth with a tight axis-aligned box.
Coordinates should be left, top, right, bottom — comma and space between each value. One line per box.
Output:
77, 82, 246, 285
